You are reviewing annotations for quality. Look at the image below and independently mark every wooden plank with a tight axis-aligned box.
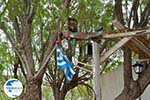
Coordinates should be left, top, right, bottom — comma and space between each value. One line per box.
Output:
103, 30, 150, 39
136, 59, 150, 62
100, 37, 132, 63
75, 66, 93, 73
131, 38, 150, 57
112, 20, 126, 31
136, 35, 149, 47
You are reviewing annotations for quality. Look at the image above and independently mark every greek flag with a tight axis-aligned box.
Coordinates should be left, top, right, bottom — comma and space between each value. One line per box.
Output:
56, 44, 76, 83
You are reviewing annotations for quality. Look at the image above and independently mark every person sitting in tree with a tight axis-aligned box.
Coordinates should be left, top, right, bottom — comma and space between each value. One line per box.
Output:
60, 17, 103, 56
62, 17, 103, 40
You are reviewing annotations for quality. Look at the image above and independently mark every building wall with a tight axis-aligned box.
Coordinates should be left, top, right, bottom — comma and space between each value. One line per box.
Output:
100, 66, 150, 100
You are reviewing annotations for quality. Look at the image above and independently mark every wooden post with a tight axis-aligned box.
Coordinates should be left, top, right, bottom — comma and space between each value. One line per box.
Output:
93, 42, 101, 100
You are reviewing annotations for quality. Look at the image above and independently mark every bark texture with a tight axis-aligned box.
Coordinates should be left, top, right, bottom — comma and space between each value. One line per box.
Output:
115, 47, 140, 100
20, 80, 42, 100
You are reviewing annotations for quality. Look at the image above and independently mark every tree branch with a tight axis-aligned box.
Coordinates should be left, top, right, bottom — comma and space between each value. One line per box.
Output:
114, 0, 124, 24
13, 17, 21, 40
123, 47, 133, 88
34, 42, 56, 80
0, 22, 28, 78
139, 1, 150, 27
128, 0, 140, 28
99, 39, 109, 54
35, 0, 71, 80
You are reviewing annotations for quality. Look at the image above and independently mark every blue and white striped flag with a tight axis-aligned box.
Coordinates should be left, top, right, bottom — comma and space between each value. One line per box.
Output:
56, 44, 76, 83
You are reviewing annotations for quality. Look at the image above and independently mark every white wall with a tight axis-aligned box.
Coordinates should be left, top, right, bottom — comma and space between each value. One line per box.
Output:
100, 66, 150, 100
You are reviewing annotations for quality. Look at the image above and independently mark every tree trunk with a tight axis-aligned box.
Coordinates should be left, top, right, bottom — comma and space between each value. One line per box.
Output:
114, 0, 124, 24
115, 80, 141, 100
115, 47, 141, 100
53, 86, 67, 100
20, 79, 42, 100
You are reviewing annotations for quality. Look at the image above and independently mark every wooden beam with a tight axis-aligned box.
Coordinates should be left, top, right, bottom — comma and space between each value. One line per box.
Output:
75, 66, 93, 73
136, 59, 150, 62
103, 30, 150, 39
112, 20, 126, 31
131, 38, 150, 57
100, 37, 132, 63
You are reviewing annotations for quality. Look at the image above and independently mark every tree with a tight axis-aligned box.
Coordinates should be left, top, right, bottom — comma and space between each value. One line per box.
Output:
114, 0, 150, 100
0, 0, 66, 99
1, 0, 114, 100
1, 0, 132, 99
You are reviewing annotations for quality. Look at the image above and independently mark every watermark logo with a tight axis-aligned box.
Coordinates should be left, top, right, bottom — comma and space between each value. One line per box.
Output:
4, 79, 23, 98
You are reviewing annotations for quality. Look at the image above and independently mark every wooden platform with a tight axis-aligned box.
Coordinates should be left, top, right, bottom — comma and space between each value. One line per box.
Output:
100, 20, 150, 63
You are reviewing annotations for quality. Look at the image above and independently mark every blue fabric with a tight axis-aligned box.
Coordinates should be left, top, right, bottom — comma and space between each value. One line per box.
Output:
56, 44, 76, 83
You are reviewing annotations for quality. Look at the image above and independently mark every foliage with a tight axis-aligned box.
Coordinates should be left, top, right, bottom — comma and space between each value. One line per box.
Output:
0, 0, 124, 99
66, 84, 93, 100
0, 33, 14, 79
